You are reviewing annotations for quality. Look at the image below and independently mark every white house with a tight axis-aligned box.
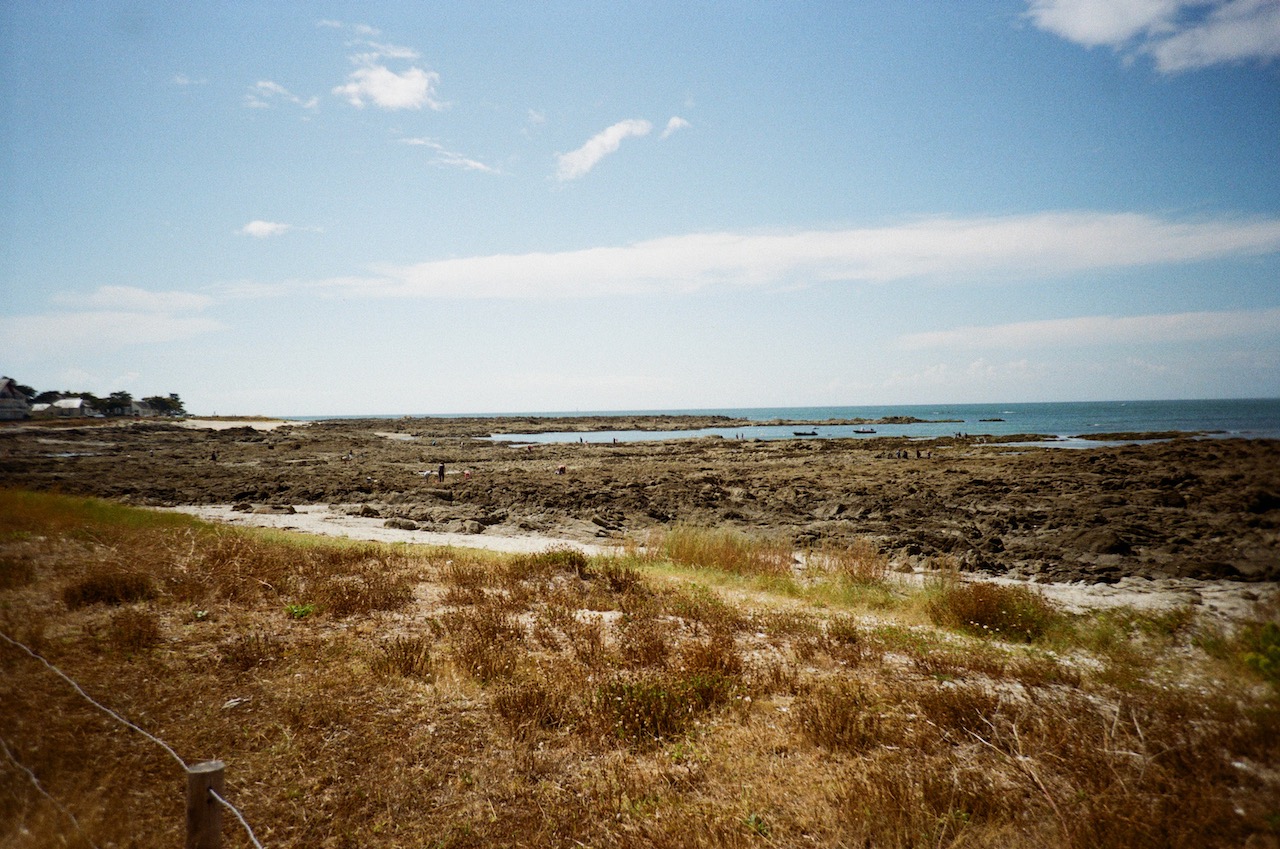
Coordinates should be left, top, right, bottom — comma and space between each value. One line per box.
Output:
0, 377, 30, 420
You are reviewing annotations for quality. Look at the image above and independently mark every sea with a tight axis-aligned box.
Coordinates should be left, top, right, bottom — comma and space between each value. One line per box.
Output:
303, 398, 1280, 446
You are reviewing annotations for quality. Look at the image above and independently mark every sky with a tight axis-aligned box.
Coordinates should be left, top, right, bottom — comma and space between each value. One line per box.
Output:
2, 0, 1279, 416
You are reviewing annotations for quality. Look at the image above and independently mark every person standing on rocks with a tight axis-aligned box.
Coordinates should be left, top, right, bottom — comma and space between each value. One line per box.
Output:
438, 463, 445, 482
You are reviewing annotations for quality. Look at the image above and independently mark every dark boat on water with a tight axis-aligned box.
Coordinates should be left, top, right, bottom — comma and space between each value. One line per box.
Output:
793, 430, 818, 436
853, 427, 876, 434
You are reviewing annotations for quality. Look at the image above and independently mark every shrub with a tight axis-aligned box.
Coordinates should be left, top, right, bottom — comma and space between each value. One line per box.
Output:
926, 579, 1059, 642
63, 567, 156, 608
493, 664, 581, 736
444, 602, 523, 683
1239, 621, 1280, 686
597, 670, 736, 745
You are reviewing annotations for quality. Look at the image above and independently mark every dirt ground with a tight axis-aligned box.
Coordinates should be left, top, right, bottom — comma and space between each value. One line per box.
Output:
2, 415, 1278, 585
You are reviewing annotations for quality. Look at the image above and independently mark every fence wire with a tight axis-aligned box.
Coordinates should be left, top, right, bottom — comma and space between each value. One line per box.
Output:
0, 735, 102, 849
1, 629, 266, 848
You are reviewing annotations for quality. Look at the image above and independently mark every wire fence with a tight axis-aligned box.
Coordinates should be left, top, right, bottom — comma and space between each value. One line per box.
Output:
0, 629, 265, 848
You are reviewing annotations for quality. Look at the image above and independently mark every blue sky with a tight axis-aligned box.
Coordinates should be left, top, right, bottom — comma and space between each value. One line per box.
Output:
2, 1, 1279, 415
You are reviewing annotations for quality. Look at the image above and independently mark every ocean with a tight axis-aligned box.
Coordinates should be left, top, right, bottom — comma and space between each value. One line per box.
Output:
454, 398, 1280, 445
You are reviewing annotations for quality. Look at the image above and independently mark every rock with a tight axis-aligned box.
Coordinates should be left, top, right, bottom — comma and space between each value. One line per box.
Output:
251, 504, 295, 515
356, 504, 382, 518
463, 520, 484, 534
1072, 528, 1132, 556
384, 518, 418, 530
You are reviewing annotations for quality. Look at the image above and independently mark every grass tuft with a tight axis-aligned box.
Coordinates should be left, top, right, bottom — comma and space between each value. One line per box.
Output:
63, 567, 157, 608
925, 577, 1060, 641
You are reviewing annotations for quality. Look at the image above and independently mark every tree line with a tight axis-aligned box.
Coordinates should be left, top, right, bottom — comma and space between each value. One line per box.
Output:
8, 381, 186, 416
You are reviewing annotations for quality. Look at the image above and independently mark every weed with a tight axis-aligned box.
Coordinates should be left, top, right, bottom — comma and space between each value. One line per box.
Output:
743, 811, 770, 837
285, 602, 314, 619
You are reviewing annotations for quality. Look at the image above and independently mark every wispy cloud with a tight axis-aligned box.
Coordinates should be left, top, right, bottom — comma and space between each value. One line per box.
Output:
556, 119, 653, 181
317, 20, 380, 37
1026, 0, 1280, 71
400, 138, 500, 173
661, 116, 691, 139
900, 307, 1280, 349
243, 80, 318, 110
0, 286, 222, 361
53, 285, 213, 313
171, 73, 207, 86
227, 211, 1280, 300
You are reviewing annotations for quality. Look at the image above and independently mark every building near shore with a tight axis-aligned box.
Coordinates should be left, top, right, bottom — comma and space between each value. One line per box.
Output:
47, 397, 93, 418
0, 377, 30, 420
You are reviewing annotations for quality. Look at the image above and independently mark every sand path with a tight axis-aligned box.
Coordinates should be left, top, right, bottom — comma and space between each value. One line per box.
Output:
165, 503, 611, 555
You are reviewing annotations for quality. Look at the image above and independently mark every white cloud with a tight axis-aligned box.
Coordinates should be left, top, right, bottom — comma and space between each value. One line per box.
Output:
239, 220, 292, 238
53, 286, 213, 313
400, 138, 500, 173
1027, 0, 1280, 71
333, 64, 442, 110
171, 74, 207, 86
1151, 0, 1280, 70
243, 80, 318, 110
661, 116, 691, 139
900, 307, 1280, 349
555, 119, 653, 181
237, 211, 1280, 300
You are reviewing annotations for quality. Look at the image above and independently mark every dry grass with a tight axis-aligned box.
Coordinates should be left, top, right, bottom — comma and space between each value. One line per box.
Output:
925, 574, 1061, 642
647, 523, 794, 578
1, 487, 1277, 849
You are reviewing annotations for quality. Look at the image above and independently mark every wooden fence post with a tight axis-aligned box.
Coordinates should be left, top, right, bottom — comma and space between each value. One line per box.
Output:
186, 760, 225, 849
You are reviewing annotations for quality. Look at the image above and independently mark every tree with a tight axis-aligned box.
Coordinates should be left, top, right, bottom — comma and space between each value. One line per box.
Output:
106, 391, 134, 416
142, 393, 186, 416
14, 384, 36, 401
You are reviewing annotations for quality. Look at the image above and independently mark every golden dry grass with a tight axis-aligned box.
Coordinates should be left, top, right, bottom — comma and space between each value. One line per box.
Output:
1, 489, 1277, 848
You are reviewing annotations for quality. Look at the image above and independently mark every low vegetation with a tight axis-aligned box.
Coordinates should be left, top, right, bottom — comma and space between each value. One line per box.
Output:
1, 490, 1276, 847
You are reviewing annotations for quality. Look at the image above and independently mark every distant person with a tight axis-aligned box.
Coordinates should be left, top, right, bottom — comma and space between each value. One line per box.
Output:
438, 463, 445, 482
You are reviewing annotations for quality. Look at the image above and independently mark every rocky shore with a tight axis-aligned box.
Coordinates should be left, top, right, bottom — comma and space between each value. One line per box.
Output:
2, 415, 1277, 584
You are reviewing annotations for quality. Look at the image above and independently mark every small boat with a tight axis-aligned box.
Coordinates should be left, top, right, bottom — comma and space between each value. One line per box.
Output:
852, 427, 876, 434
793, 430, 818, 436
